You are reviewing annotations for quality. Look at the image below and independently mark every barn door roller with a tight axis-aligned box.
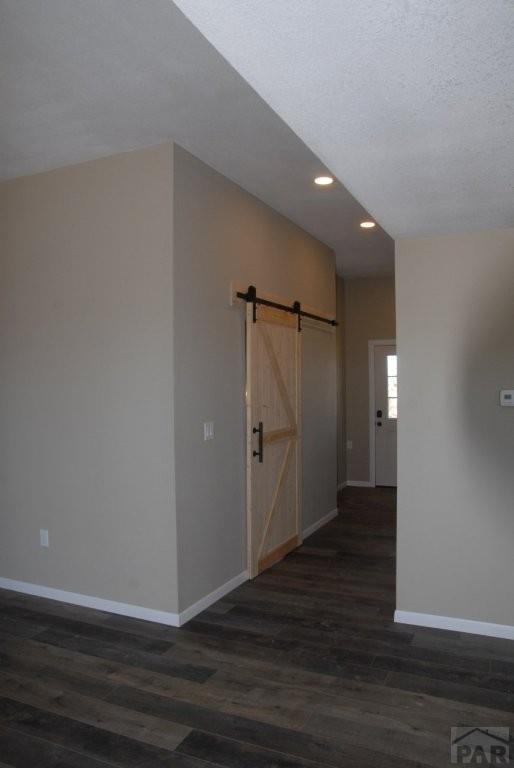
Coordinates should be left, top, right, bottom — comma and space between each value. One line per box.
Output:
237, 285, 337, 331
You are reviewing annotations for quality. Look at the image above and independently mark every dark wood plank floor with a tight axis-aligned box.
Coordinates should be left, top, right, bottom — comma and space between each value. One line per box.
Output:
1, 487, 513, 767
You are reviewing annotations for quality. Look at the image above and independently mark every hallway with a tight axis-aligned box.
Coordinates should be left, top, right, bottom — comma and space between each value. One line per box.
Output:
0, 487, 513, 766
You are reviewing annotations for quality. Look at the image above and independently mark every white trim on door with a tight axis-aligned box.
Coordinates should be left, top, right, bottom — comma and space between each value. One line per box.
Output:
368, 339, 396, 487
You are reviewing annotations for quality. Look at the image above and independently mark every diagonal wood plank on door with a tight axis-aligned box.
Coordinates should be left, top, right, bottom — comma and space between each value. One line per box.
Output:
256, 438, 293, 564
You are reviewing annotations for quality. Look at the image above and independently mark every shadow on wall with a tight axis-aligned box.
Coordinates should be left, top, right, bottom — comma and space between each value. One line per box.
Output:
461, 276, 514, 485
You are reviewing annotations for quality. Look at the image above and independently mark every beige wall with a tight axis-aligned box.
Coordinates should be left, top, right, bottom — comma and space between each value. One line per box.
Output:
396, 228, 514, 626
173, 146, 336, 609
0, 140, 337, 618
336, 277, 346, 486
0, 144, 179, 613
344, 277, 396, 482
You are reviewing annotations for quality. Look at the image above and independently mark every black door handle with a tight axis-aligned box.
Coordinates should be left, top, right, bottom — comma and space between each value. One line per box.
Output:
376, 409, 383, 418
253, 421, 263, 463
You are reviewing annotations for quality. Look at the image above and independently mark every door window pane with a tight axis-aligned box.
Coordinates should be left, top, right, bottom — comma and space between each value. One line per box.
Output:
387, 376, 397, 398
386, 354, 397, 419
387, 354, 397, 377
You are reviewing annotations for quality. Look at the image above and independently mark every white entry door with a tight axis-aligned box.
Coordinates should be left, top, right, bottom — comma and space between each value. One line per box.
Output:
373, 343, 397, 487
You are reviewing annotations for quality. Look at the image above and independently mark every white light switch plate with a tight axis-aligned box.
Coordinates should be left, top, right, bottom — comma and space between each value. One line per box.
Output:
203, 421, 214, 440
40, 529, 49, 547
500, 389, 514, 407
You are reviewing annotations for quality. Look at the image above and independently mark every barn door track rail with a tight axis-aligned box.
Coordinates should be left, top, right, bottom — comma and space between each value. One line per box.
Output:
237, 285, 337, 331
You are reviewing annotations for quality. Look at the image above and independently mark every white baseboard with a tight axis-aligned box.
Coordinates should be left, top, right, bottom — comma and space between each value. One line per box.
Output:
302, 508, 338, 540
395, 610, 514, 641
0, 576, 182, 626
178, 570, 248, 625
7, 576, 512, 641
346, 480, 374, 487
337, 482, 347, 491
0, 570, 249, 629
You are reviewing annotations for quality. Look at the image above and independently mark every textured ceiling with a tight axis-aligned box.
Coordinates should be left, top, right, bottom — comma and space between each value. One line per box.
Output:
0, 0, 393, 277
174, 0, 514, 238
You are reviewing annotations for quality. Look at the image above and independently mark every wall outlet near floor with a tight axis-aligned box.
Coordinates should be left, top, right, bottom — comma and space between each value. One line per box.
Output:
40, 529, 49, 548
203, 421, 215, 441
347, 440, 353, 450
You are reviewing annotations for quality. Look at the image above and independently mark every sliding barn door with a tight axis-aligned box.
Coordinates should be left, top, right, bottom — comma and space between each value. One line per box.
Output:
246, 303, 301, 578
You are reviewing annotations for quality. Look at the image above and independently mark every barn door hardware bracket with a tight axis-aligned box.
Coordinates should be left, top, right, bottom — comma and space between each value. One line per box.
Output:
243, 284, 258, 323
293, 301, 301, 332
237, 285, 337, 330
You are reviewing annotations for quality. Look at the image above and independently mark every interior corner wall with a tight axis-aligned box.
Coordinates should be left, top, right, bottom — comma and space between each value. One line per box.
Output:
396, 228, 514, 627
0, 144, 179, 614
336, 276, 346, 487
173, 144, 336, 611
344, 277, 396, 483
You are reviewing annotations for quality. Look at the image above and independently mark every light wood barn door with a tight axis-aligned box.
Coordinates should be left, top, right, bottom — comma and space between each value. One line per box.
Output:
246, 303, 301, 578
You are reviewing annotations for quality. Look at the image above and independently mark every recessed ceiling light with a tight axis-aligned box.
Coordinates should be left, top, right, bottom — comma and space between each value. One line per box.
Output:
360, 220, 376, 229
314, 175, 334, 186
